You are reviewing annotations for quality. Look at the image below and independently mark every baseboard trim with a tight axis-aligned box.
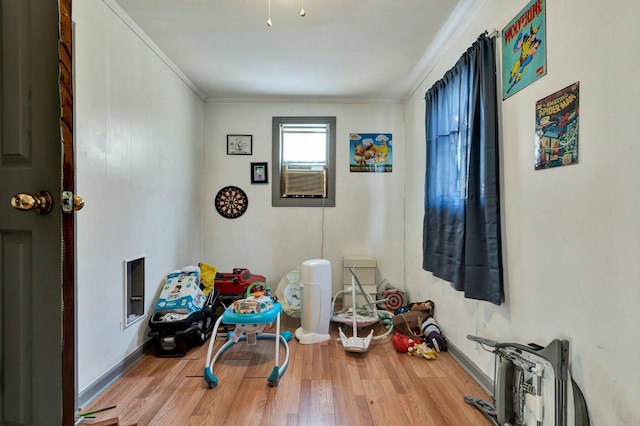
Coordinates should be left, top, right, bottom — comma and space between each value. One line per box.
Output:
447, 340, 494, 397
77, 339, 155, 409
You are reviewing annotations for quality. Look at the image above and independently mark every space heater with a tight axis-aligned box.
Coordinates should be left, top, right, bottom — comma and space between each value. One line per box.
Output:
295, 259, 331, 344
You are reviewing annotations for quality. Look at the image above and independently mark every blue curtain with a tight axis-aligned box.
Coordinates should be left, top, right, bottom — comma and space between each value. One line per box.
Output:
422, 33, 502, 305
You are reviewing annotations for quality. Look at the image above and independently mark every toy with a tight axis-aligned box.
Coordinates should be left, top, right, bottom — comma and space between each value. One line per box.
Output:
198, 262, 217, 296
214, 268, 266, 299
391, 332, 422, 353
408, 341, 437, 360
408, 299, 434, 315
204, 282, 292, 388
421, 317, 447, 352
391, 299, 435, 337
391, 332, 437, 360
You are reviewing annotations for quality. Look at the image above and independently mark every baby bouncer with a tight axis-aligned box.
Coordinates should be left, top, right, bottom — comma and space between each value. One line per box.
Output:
203, 282, 292, 388
331, 266, 394, 352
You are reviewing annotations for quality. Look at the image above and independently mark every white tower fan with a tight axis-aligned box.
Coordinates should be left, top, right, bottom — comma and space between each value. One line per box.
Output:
295, 259, 331, 344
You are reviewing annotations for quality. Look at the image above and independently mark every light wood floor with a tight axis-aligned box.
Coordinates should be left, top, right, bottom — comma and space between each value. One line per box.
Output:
79, 315, 491, 426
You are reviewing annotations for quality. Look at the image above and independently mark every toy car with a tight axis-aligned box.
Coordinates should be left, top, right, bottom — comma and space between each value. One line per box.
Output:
215, 268, 266, 297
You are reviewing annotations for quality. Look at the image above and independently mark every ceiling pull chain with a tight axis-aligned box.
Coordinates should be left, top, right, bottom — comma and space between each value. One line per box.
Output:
267, 0, 272, 26
300, 0, 306, 17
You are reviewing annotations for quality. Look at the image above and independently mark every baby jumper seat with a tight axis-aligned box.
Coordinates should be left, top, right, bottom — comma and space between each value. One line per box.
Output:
203, 282, 292, 388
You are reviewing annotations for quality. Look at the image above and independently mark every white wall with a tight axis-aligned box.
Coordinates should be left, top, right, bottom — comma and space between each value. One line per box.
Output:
203, 102, 405, 296
404, 0, 640, 424
74, 0, 205, 392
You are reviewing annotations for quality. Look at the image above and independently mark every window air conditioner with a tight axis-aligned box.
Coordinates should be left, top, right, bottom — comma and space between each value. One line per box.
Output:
282, 165, 326, 197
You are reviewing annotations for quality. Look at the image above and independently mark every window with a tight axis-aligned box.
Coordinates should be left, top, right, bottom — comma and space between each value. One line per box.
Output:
272, 117, 336, 207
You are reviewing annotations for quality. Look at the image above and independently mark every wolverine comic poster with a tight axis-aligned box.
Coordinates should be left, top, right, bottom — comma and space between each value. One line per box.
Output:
502, 0, 547, 99
535, 82, 579, 170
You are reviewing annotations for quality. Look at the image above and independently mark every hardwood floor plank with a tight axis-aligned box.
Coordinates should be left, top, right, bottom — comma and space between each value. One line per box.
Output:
329, 348, 367, 425
298, 379, 336, 425
224, 377, 270, 425
362, 378, 412, 426
144, 377, 208, 425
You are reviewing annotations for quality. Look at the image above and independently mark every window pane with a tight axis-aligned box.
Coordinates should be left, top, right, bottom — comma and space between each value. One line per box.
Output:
281, 125, 327, 164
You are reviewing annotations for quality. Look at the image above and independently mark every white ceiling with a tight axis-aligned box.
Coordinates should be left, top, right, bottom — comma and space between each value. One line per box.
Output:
111, 0, 474, 101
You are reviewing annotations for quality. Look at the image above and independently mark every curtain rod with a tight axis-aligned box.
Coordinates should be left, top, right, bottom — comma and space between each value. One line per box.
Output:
487, 27, 499, 38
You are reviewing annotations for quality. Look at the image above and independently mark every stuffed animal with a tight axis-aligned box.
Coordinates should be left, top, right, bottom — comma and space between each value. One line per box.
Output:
391, 300, 435, 337
391, 332, 422, 353
198, 262, 217, 296
408, 341, 437, 360
408, 300, 434, 316
421, 317, 447, 352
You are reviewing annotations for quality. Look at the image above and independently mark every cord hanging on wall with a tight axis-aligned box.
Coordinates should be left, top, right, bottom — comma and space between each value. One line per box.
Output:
267, 0, 272, 26
266, 0, 307, 27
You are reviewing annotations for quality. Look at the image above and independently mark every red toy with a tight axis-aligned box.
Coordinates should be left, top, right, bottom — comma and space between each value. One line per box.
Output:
392, 332, 422, 353
214, 268, 266, 297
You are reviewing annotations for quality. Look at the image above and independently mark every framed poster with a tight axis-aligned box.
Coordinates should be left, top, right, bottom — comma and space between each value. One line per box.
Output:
227, 134, 252, 155
502, 0, 547, 99
535, 82, 579, 170
349, 133, 393, 172
251, 162, 268, 184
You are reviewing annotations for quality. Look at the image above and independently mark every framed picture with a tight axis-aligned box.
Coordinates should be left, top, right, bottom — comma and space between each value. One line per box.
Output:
251, 162, 268, 184
227, 134, 252, 155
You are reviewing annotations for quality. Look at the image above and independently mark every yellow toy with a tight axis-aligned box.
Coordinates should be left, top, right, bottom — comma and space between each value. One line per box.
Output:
408, 341, 437, 360
198, 262, 217, 296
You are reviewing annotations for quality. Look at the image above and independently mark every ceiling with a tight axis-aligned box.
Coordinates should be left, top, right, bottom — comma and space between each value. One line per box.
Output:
111, 0, 474, 101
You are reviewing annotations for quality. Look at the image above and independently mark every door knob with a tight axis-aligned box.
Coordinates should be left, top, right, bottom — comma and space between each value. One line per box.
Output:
10, 191, 53, 214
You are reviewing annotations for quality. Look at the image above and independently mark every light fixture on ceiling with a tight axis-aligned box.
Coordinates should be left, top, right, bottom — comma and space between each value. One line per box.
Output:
266, 0, 307, 27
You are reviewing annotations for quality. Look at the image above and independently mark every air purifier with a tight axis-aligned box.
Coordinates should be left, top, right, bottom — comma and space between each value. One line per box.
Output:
295, 259, 331, 344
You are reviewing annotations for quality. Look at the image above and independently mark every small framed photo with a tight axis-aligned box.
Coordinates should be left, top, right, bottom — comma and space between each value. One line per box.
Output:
227, 134, 252, 155
251, 162, 268, 184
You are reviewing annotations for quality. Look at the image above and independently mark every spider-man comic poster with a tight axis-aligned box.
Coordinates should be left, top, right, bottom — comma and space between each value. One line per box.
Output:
535, 82, 579, 170
502, 0, 547, 99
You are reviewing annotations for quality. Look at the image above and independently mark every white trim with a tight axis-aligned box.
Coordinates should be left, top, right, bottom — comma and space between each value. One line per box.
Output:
205, 97, 403, 105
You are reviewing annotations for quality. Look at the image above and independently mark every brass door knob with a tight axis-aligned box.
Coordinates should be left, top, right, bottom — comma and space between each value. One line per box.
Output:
11, 191, 53, 214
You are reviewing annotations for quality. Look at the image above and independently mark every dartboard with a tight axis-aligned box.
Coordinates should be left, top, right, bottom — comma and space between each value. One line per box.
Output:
215, 186, 248, 219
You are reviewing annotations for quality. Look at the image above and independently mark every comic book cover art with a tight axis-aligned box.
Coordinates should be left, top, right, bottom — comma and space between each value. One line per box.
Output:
535, 82, 579, 170
349, 133, 393, 172
502, 0, 547, 99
